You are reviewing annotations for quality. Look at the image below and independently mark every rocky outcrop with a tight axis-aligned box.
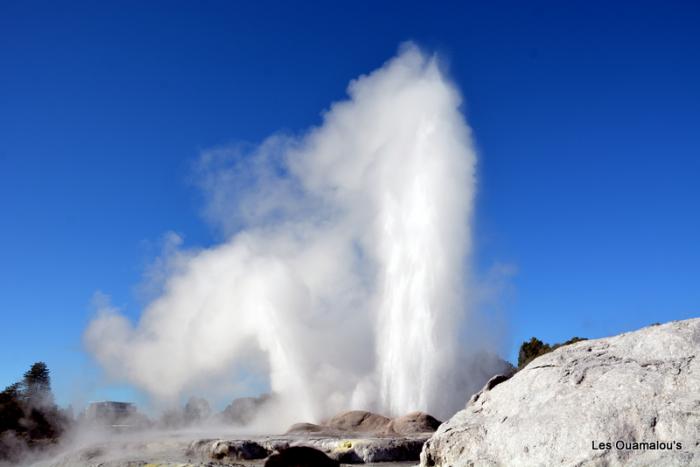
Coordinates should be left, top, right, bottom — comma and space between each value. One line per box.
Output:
186, 438, 270, 461
287, 410, 442, 437
421, 319, 700, 466
264, 446, 339, 467
329, 437, 428, 463
286, 422, 328, 434
41, 432, 433, 466
325, 410, 393, 433
275, 410, 440, 463
386, 412, 442, 435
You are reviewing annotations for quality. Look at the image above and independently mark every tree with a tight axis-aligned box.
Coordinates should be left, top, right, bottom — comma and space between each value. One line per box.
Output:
518, 337, 551, 369
0, 362, 68, 461
0, 383, 23, 433
184, 396, 211, 423
517, 336, 588, 369
22, 362, 51, 403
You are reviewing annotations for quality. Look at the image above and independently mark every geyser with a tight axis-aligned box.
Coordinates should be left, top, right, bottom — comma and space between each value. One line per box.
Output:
85, 43, 480, 428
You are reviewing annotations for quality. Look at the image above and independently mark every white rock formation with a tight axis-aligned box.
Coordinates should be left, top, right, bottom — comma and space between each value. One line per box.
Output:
421, 319, 700, 466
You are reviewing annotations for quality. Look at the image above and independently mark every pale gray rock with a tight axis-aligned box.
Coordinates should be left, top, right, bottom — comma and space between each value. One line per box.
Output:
341, 437, 428, 463
289, 436, 428, 463
182, 434, 433, 464
186, 439, 270, 461
421, 319, 700, 467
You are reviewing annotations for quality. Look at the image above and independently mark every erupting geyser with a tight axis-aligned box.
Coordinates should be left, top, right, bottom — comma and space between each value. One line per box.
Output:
85, 43, 480, 428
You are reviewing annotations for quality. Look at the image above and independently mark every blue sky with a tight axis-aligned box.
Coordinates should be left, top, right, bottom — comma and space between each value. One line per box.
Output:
1, 0, 698, 406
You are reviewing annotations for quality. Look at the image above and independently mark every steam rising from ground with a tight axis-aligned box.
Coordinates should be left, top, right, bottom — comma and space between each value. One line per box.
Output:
85, 44, 487, 428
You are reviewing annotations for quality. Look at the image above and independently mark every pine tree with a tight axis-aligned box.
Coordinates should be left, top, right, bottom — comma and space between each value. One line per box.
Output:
0, 362, 68, 461
22, 362, 52, 406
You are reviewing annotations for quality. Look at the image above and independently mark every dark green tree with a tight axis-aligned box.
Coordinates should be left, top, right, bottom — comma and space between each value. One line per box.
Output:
518, 336, 588, 369
518, 337, 551, 369
0, 383, 24, 433
0, 362, 68, 461
22, 362, 51, 402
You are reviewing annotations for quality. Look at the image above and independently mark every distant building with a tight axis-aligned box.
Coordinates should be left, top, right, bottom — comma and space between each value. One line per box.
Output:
85, 401, 137, 427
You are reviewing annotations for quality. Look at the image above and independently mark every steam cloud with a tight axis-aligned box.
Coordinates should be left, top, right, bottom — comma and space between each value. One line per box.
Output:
85, 44, 485, 428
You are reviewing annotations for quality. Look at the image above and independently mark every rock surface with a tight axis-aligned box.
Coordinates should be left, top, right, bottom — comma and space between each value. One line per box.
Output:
31, 409, 438, 466
325, 411, 393, 433
386, 412, 442, 436
36, 432, 431, 466
421, 318, 700, 466
287, 410, 441, 437
264, 446, 339, 467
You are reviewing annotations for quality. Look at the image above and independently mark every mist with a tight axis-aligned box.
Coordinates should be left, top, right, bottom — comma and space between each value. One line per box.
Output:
84, 43, 492, 429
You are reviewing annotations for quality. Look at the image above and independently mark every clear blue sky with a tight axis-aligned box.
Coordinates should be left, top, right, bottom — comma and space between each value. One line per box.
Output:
1, 1, 698, 406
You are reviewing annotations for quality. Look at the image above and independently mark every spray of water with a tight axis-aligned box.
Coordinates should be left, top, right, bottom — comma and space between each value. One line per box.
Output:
84, 43, 484, 428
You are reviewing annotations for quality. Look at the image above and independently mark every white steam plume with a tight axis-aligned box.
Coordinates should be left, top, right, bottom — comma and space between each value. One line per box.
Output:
85, 43, 480, 427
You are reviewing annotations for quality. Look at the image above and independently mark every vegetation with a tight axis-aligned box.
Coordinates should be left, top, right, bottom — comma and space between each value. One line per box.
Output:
518, 336, 587, 369
0, 362, 70, 463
